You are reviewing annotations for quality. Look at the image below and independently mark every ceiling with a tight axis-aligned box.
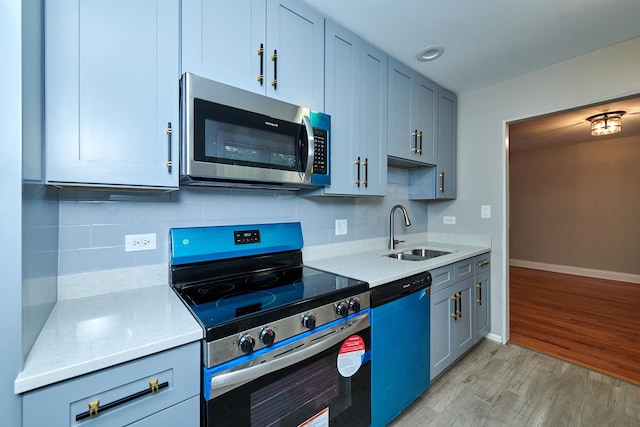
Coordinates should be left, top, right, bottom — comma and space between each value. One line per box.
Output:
301, 0, 640, 151
509, 97, 640, 152
300, 0, 640, 95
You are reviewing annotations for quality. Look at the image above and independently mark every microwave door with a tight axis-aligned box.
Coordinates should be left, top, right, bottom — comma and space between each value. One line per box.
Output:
298, 116, 315, 182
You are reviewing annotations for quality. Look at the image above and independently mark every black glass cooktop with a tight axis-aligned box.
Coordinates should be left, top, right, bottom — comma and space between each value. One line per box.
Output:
175, 265, 368, 341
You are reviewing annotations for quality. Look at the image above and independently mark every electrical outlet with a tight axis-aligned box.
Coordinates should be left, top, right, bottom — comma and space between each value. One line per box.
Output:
335, 219, 348, 235
125, 233, 157, 252
443, 216, 456, 225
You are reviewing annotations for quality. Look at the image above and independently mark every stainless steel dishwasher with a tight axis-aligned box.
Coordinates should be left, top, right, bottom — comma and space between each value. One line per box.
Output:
370, 271, 432, 427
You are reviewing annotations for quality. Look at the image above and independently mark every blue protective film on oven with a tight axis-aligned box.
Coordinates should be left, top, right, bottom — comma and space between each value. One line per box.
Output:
170, 222, 304, 265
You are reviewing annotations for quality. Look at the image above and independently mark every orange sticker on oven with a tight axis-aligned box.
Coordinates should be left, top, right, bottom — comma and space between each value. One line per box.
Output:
298, 407, 329, 427
337, 335, 365, 377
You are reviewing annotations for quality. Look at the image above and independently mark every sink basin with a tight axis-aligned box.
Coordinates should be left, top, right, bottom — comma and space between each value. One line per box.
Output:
403, 249, 451, 258
385, 248, 452, 261
386, 252, 429, 261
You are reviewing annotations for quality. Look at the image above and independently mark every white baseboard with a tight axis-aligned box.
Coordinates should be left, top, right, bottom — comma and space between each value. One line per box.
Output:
485, 333, 503, 344
509, 259, 640, 284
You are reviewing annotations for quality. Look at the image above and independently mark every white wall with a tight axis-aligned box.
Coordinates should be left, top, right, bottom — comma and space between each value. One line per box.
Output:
427, 36, 640, 343
0, 0, 24, 424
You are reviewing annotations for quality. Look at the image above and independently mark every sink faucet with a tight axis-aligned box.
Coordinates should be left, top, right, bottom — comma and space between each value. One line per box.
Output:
389, 204, 411, 250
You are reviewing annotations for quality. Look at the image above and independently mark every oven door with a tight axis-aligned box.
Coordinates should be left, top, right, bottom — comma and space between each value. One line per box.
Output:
204, 312, 371, 427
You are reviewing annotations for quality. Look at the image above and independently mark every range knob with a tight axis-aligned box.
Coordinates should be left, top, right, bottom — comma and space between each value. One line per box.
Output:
335, 301, 349, 317
238, 334, 255, 354
302, 313, 316, 330
259, 328, 276, 346
348, 298, 361, 312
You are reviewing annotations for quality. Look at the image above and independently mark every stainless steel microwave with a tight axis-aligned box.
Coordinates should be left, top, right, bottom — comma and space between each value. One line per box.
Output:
179, 73, 330, 189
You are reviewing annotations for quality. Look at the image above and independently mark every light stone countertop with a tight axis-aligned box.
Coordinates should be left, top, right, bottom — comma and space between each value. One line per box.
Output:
303, 232, 491, 287
15, 283, 203, 394
14, 232, 489, 394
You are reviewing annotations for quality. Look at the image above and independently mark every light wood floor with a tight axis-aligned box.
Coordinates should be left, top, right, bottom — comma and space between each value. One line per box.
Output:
509, 267, 640, 385
390, 340, 640, 426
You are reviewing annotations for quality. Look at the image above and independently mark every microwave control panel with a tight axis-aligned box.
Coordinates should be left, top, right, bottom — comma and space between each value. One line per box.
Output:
312, 128, 328, 175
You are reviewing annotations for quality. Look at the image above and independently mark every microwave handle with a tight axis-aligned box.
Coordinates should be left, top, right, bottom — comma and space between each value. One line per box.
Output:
300, 115, 315, 181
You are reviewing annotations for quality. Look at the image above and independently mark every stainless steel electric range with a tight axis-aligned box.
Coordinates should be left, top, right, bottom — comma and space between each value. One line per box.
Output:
170, 222, 371, 427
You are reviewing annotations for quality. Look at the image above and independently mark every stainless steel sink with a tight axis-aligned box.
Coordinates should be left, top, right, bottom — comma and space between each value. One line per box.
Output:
385, 248, 452, 261
403, 249, 451, 258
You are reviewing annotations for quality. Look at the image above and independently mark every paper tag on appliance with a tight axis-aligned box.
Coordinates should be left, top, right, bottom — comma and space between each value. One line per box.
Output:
337, 335, 365, 377
298, 407, 329, 427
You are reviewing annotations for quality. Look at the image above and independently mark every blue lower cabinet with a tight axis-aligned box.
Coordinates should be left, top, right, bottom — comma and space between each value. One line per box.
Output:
371, 289, 430, 426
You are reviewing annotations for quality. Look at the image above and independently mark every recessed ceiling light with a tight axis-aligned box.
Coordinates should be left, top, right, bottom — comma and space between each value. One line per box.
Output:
417, 46, 444, 62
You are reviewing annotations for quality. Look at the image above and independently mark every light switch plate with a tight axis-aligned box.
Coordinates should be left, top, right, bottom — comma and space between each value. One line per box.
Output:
335, 219, 348, 235
481, 205, 491, 219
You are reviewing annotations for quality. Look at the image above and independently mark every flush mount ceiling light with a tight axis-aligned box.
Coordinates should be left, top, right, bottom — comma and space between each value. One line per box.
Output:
586, 111, 626, 136
416, 45, 444, 62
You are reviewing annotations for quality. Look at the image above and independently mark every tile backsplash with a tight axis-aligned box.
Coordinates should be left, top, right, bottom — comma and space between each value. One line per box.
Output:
57, 168, 429, 275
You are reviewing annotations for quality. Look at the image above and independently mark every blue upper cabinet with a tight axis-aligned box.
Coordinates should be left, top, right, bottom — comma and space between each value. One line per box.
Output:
45, 0, 180, 190
316, 20, 387, 196
181, 0, 324, 112
388, 58, 437, 166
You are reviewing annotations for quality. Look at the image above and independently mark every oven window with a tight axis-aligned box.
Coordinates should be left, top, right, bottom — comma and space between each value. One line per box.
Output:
206, 328, 371, 427
250, 356, 343, 426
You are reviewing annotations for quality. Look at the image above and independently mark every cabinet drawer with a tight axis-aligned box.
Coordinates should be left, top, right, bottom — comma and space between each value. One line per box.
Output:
23, 342, 200, 427
430, 264, 454, 294
475, 253, 491, 275
453, 258, 474, 282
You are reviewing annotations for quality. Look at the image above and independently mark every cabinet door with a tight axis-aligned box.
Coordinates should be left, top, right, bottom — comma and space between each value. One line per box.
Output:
387, 59, 414, 162
181, 0, 265, 93
23, 343, 199, 427
452, 278, 474, 358
323, 21, 360, 195
412, 76, 437, 165
45, 0, 179, 189
266, 0, 324, 111
475, 271, 491, 342
434, 87, 457, 199
430, 287, 455, 380
320, 20, 386, 196
388, 58, 434, 166
358, 44, 388, 196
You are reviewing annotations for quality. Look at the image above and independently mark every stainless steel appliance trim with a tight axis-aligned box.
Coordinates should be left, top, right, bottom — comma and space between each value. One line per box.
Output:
204, 291, 371, 367
209, 312, 370, 399
180, 73, 316, 187
300, 115, 314, 182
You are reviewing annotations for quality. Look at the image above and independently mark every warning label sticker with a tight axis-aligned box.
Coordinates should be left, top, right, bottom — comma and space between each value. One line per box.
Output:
337, 335, 365, 377
298, 407, 329, 427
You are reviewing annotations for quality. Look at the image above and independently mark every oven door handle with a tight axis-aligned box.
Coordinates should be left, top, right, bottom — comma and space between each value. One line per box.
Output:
209, 313, 369, 399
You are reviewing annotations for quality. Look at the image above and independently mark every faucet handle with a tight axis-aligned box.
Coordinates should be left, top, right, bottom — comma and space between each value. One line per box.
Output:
394, 239, 405, 246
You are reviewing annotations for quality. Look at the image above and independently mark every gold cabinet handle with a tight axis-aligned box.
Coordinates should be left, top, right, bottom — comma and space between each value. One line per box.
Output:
354, 157, 361, 186
271, 49, 278, 89
75, 379, 168, 421
411, 130, 418, 152
257, 43, 264, 84
165, 123, 173, 173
